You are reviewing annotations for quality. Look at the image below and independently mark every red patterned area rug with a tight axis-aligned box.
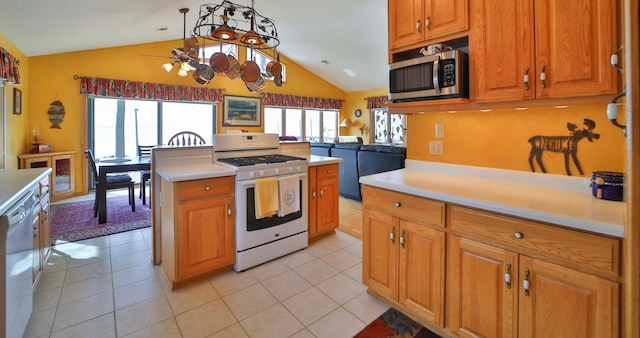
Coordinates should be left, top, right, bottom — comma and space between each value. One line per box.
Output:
50, 196, 150, 245
354, 308, 442, 338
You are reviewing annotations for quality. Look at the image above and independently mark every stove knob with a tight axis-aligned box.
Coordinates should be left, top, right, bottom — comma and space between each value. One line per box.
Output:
287, 167, 293, 173
274, 168, 280, 175
258, 170, 265, 177
249, 171, 255, 178
296, 166, 301, 172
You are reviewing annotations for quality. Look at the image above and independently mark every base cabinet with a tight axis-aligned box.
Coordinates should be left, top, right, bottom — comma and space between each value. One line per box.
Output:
362, 186, 446, 325
308, 164, 339, 238
449, 236, 619, 338
161, 176, 235, 289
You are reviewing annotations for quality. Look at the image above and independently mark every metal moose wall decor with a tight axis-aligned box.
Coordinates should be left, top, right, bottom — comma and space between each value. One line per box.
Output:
527, 118, 599, 176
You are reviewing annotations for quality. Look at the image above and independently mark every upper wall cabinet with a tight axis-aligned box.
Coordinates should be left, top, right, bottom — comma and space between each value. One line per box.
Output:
389, 0, 469, 51
471, 0, 619, 103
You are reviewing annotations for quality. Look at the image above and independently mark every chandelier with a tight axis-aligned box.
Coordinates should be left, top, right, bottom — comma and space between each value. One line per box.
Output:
164, 1, 283, 93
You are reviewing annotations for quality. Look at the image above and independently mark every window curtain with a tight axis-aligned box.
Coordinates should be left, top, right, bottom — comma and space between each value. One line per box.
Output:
263, 93, 343, 110
0, 47, 22, 85
79, 76, 223, 102
365, 96, 388, 109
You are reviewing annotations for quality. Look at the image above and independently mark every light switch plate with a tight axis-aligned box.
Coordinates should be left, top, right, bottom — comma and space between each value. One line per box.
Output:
429, 141, 443, 155
435, 123, 444, 138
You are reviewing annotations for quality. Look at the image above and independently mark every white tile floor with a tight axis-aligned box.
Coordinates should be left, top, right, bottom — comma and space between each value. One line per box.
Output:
24, 227, 389, 337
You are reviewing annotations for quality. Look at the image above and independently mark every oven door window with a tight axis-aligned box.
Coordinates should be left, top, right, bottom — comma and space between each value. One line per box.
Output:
246, 181, 302, 231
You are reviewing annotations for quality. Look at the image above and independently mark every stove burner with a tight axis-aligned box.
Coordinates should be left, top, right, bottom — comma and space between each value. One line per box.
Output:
218, 154, 307, 167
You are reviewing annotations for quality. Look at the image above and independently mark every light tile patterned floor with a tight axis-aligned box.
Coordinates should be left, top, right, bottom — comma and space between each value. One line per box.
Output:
24, 228, 389, 337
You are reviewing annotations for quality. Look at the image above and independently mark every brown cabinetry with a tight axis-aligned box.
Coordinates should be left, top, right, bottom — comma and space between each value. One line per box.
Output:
19, 151, 75, 202
160, 176, 235, 289
31, 176, 51, 287
308, 164, 339, 239
448, 206, 620, 338
389, 0, 468, 51
362, 186, 446, 325
471, 0, 618, 102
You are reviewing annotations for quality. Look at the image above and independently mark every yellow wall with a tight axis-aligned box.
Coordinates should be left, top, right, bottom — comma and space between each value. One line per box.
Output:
343, 88, 388, 143
406, 104, 626, 175
23, 39, 345, 193
1, 32, 29, 169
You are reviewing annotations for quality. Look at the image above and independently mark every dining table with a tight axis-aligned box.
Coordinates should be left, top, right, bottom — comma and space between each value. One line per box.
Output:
96, 156, 151, 224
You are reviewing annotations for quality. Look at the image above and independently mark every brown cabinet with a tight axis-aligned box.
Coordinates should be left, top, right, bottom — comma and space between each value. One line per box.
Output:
389, 0, 468, 51
161, 176, 235, 289
448, 206, 620, 338
362, 186, 446, 325
19, 151, 76, 202
471, 0, 618, 102
31, 176, 51, 287
308, 164, 339, 239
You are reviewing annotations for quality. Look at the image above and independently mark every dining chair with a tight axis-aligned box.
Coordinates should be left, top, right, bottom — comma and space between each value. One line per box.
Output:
84, 149, 135, 217
167, 131, 206, 146
137, 145, 153, 205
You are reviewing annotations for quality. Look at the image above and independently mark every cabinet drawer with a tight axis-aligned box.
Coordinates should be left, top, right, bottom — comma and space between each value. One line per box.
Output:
362, 185, 445, 228
316, 164, 338, 180
177, 176, 234, 201
449, 206, 620, 278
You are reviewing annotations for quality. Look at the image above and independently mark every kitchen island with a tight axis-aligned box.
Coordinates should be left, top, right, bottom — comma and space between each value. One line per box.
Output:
360, 160, 623, 338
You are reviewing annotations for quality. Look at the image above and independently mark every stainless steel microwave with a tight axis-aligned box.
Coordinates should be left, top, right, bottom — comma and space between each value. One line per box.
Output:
388, 50, 468, 102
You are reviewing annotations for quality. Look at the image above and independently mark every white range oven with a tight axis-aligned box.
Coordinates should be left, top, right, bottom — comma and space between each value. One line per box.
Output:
213, 133, 308, 271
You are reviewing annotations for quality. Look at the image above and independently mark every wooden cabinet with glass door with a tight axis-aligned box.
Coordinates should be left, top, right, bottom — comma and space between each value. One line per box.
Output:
19, 151, 76, 202
308, 163, 339, 239
447, 205, 620, 338
471, 0, 619, 102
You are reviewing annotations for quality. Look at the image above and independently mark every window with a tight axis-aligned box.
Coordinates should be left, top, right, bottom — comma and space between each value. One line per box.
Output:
373, 108, 406, 145
246, 49, 286, 82
88, 97, 216, 159
264, 107, 337, 142
202, 43, 238, 59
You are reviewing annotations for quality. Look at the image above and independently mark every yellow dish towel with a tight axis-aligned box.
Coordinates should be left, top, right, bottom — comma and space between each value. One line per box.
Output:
254, 177, 279, 219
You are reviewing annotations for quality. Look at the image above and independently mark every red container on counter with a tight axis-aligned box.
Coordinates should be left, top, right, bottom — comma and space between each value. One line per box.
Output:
591, 171, 624, 201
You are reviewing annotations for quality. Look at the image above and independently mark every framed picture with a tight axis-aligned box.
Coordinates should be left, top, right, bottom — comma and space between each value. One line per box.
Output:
13, 88, 22, 114
223, 95, 262, 126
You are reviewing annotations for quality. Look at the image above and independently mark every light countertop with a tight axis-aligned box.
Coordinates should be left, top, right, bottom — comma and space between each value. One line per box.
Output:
309, 155, 343, 166
155, 161, 236, 182
359, 160, 625, 237
0, 168, 52, 215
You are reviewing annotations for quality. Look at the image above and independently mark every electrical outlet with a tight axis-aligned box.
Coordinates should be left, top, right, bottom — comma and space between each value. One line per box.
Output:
435, 123, 445, 138
429, 140, 443, 155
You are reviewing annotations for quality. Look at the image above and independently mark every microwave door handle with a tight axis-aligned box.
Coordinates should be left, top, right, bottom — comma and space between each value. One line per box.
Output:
433, 55, 441, 94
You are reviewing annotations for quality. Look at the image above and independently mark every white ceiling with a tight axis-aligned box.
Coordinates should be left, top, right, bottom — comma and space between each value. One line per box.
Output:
0, 0, 389, 93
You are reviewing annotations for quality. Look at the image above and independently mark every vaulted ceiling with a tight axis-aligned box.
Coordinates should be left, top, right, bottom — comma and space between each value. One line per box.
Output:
0, 0, 389, 93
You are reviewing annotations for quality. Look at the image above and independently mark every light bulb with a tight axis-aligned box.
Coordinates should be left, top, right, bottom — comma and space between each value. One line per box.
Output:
162, 63, 174, 72
178, 69, 188, 77
180, 62, 191, 72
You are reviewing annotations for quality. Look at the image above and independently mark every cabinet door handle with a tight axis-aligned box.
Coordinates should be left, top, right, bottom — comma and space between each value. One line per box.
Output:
505, 262, 512, 289
540, 64, 547, 89
523, 268, 531, 296
524, 67, 530, 91
394, 202, 401, 207
425, 15, 431, 32
400, 229, 406, 249
416, 19, 421, 33
326, 169, 331, 173
514, 232, 523, 239
204, 185, 211, 191
227, 206, 232, 216
312, 190, 316, 198
320, 189, 324, 197
390, 225, 395, 243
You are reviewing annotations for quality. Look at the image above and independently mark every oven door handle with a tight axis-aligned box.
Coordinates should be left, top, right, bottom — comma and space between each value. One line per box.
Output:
239, 173, 307, 188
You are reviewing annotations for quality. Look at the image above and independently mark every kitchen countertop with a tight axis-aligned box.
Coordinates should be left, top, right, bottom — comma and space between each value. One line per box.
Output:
359, 160, 625, 237
0, 168, 52, 215
309, 155, 343, 166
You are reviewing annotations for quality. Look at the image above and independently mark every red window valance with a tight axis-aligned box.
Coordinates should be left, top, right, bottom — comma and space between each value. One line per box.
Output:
263, 93, 343, 110
79, 76, 223, 102
0, 47, 22, 85
365, 96, 388, 109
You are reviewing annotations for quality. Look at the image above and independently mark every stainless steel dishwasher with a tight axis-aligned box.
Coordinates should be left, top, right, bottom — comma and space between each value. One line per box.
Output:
1, 190, 36, 338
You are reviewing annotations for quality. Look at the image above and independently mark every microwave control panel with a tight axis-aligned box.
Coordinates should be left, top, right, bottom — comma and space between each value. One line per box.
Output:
441, 59, 456, 87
